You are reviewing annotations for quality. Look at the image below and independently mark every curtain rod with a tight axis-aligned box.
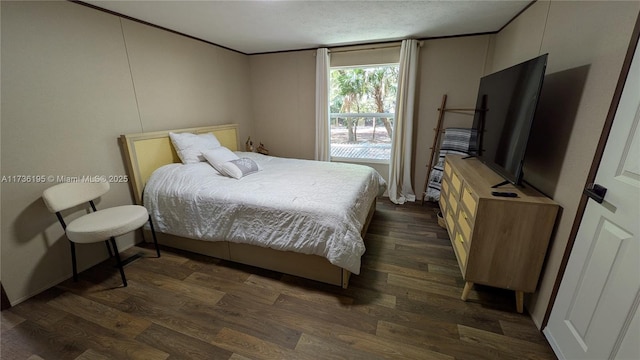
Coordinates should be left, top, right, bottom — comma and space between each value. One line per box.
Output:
328, 43, 401, 54
327, 40, 423, 54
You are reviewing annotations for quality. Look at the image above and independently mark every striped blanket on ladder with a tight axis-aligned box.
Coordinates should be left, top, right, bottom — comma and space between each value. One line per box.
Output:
424, 128, 472, 202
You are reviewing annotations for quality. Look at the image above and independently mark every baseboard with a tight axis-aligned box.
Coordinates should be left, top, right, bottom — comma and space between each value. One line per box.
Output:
1, 283, 11, 310
5, 240, 139, 308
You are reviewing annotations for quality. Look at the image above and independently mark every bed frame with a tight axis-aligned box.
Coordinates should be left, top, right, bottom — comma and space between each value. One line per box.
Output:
119, 124, 376, 288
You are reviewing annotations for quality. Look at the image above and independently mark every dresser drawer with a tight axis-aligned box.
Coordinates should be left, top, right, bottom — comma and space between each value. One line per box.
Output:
439, 195, 448, 217
448, 190, 458, 214
451, 171, 462, 193
461, 185, 477, 218
454, 232, 468, 269
445, 208, 456, 233
441, 178, 450, 196
443, 160, 452, 180
440, 179, 449, 210
457, 209, 472, 248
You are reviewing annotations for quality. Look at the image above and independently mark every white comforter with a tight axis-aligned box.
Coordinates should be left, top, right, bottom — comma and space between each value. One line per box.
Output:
143, 152, 386, 274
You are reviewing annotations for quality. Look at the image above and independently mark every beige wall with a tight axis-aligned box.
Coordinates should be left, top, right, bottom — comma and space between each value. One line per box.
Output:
248, 37, 490, 192
248, 51, 316, 160
484, 1, 549, 74
488, 1, 640, 328
0, 1, 252, 304
121, 19, 252, 135
414, 36, 490, 197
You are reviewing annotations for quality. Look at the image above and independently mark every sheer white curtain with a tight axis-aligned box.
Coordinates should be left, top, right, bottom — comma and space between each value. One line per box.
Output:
388, 39, 419, 204
315, 48, 330, 161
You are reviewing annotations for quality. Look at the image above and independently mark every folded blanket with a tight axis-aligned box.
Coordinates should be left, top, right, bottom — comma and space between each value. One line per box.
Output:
424, 128, 472, 202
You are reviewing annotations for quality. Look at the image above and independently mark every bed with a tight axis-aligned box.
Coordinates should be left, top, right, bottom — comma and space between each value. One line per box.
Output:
119, 124, 383, 288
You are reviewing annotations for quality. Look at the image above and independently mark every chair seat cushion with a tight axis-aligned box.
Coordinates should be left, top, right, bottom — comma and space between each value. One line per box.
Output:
66, 205, 149, 244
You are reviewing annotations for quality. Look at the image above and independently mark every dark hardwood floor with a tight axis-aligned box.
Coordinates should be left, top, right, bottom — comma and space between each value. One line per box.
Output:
1, 199, 557, 359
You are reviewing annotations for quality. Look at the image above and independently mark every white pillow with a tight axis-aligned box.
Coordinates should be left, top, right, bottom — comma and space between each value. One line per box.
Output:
202, 147, 239, 174
169, 132, 221, 164
220, 158, 261, 179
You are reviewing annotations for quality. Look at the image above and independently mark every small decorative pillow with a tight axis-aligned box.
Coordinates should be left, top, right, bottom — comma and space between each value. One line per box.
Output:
169, 132, 221, 164
202, 147, 239, 174
220, 158, 261, 179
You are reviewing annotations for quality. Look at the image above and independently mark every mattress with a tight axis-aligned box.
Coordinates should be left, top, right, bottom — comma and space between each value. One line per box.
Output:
143, 152, 386, 274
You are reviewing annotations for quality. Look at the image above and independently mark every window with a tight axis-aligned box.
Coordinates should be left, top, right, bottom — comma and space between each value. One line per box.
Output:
329, 64, 399, 163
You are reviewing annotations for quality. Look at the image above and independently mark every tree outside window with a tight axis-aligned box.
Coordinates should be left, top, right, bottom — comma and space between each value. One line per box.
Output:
330, 64, 399, 162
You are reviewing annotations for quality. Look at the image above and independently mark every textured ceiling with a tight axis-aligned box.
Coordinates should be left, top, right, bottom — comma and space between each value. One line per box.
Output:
83, 1, 532, 54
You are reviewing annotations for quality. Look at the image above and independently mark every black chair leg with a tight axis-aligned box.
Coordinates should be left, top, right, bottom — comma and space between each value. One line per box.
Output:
148, 216, 161, 258
104, 240, 113, 257
109, 237, 127, 287
69, 241, 78, 282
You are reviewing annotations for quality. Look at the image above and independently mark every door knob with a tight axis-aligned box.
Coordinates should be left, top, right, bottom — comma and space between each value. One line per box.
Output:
584, 183, 607, 204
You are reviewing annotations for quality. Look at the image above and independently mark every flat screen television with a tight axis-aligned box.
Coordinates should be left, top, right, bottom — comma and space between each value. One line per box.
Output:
469, 53, 548, 187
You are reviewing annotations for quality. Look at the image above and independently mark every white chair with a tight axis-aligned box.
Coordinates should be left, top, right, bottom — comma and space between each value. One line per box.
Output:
42, 181, 160, 287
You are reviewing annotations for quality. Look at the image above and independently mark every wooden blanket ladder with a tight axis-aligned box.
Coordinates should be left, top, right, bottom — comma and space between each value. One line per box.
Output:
421, 94, 477, 204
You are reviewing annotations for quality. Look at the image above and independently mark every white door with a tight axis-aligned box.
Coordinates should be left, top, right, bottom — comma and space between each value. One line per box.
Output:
543, 36, 640, 359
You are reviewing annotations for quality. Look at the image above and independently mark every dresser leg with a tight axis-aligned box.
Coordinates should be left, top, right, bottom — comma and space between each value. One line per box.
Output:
516, 291, 524, 313
461, 281, 474, 301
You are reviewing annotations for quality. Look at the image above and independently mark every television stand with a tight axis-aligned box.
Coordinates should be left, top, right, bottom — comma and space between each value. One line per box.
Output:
438, 155, 559, 313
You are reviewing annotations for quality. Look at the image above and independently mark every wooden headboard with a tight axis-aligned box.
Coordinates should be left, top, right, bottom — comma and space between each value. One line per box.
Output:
119, 124, 240, 204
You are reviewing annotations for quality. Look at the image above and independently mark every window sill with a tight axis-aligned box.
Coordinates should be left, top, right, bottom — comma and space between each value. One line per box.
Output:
331, 157, 390, 165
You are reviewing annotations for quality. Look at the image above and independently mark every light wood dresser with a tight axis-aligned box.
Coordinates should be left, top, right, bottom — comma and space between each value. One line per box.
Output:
439, 155, 559, 313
